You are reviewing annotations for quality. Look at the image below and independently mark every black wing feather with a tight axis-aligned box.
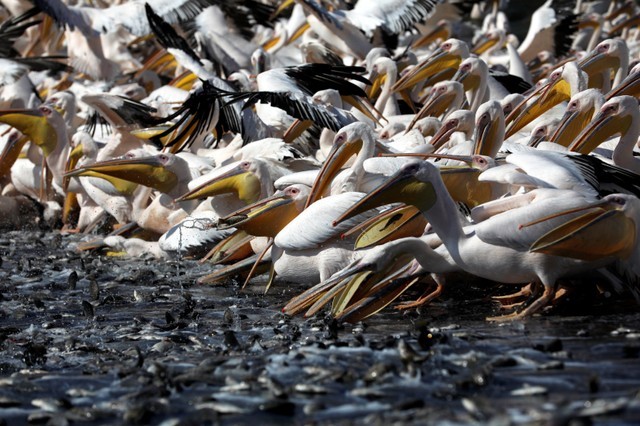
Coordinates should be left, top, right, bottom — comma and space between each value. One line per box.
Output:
145, 3, 202, 65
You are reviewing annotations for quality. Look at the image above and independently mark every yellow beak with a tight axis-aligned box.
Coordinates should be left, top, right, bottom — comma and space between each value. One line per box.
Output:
177, 163, 261, 204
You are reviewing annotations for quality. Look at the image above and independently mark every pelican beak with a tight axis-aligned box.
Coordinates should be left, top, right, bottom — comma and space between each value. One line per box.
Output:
606, 69, 640, 100
549, 105, 596, 147
283, 119, 313, 143
333, 164, 437, 226
608, 15, 640, 36
473, 114, 502, 157
568, 106, 631, 154
288, 22, 310, 44
65, 155, 178, 194
342, 95, 385, 125
505, 82, 563, 138
218, 191, 303, 238
392, 47, 461, 93
412, 21, 450, 49
271, 0, 295, 18
262, 34, 282, 51
471, 33, 499, 55
367, 69, 385, 99
0, 133, 29, 178
427, 121, 458, 150
306, 136, 364, 207
136, 50, 177, 78
177, 162, 261, 203
206, 230, 255, 265
406, 87, 458, 131
170, 71, 198, 90
440, 168, 492, 207
452, 67, 479, 93
0, 109, 57, 156
528, 200, 635, 261
62, 142, 85, 192
580, 51, 620, 80
130, 125, 175, 146
348, 205, 426, 249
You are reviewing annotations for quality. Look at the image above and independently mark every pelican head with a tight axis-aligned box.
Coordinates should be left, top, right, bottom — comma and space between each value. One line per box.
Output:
474, 100, 504, 157
408, 81, 465, 130
452, 57, 488, 93
333, 161, 438, 226
471, 29, 505, 56
579, 38, 629, 82
550, 88, 604, 147
306, 122, 376, 207
177, 159, 262, 204
569, 95, 639, 154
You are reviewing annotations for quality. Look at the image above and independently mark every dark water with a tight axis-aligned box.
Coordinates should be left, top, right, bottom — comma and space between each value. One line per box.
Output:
0, 231, 639, 425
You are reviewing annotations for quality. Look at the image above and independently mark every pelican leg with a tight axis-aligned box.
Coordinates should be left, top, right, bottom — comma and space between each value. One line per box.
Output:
395, 275, 445, 310
487, 282, 555, 321
492, 284, 533, 305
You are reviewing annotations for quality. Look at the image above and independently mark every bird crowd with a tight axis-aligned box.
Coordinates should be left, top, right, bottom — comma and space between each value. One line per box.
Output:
0, 0, 639, 322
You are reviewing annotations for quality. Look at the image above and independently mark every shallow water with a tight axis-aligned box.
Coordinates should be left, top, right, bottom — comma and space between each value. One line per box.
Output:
0, 231, 639, 425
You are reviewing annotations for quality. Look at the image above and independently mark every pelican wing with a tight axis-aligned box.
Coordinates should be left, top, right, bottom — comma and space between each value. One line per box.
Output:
489, 71, 532, 94
281, 64, 371, 97
81, 0, 218, 36
350, 0, 437, 36
226, 91, 349, 132
31, 0, 93, 35
0, 8, 41, 58
145, 3, 201, 64
81, 94, 159, 129
568, 155, 640, 198
475, 194, 595, 251
275, 192, 370, 251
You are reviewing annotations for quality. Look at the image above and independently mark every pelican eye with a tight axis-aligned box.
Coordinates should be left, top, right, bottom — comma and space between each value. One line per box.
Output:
442, 42, 451, 50
597, 43, 609, 53
39, 106, 53, 116
240, 160, 251, 170
158, 154, 170, 163
568, 101, 578, 111
610, 196, 626, 206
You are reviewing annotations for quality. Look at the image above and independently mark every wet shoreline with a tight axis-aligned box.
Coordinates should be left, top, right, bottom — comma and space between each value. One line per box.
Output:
0, 231, 639, 425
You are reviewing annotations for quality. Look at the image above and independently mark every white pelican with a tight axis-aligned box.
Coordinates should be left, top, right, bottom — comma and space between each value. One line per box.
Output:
334, 160, 620, 320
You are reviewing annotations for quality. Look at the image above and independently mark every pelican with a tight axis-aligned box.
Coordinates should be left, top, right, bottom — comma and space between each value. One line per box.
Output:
334, 161, 620, 320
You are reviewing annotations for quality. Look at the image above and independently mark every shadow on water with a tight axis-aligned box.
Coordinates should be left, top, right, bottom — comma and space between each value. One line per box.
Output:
0, 231, 639, 425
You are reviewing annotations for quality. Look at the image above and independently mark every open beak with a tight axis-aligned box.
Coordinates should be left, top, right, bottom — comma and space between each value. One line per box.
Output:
333, 164, 437, 226
130, 125, 176, 146
63, 142, 85, 192
568, 107, 631, 154
527, 199, 635, 261
177, 162, 261, 204
347, 204, 427, 250
305, 137, 363, 207
65, 155, 178, 194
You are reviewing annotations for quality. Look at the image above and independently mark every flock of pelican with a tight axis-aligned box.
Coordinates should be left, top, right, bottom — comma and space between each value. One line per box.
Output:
0, 0, 639, 321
